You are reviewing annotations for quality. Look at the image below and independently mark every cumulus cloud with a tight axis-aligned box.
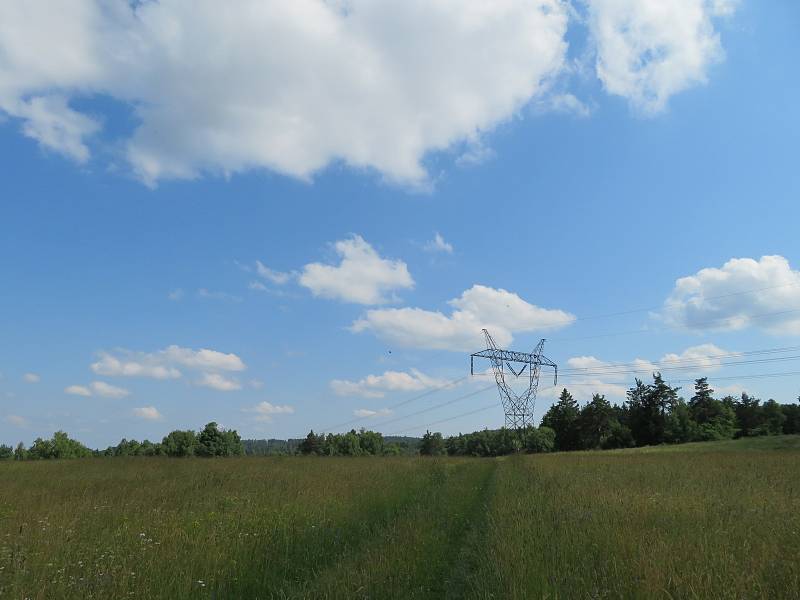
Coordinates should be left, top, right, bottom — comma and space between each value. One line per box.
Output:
197, 373, 242, 392
354, 408, 393, 418
244, 401, 295, 422
331, 369, 451, 399
23, 373, 40, 383
132, 406, 162, 420
424, 233, 454, 254
65, 384, 92, 397
352, 284, 575, 351
299, 235, 413, 304
91, 352, 182, 380
64, 381, 131, 398
4, 415, 28, 427
587, 0, 733, 113
556, 343, 735, 401
0, 0, 570, 185
663, 256, 800, 334
91, 345, 245, 380
91, 381, 130, 398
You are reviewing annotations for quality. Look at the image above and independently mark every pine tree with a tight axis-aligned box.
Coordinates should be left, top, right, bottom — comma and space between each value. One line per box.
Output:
541, 388, 581, 451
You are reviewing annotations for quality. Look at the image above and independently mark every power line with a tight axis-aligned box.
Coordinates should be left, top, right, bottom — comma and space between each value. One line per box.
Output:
387, 371, 800, 436
368, 384, 496, 430
315, 374, 470, 433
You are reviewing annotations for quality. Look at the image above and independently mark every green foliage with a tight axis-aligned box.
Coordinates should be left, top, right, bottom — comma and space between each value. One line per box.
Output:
0, 444, 13, 460
420, 430, 445, 456
196, 422, 245, 457
783, 403, 800, 434
298, 429, 387, 456
161, 429, 198, 457
541, 388, 581, 451
576, 393, 616, 449
626, 374, 681, 446
13, 442, 26, 461
444, 427, 553, 457
27, 431, 92, 460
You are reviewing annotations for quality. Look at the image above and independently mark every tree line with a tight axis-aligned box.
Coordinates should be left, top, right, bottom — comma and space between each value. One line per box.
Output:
3, 375, 798, 460
538, 375, 799, 452
0, 422, 244, 460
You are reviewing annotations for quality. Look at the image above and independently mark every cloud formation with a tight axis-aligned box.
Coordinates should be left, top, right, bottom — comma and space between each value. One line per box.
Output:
244, 401, 295, 423
424, 233, 454, 254
91, 345, 245, 379
588, 0, 733, 113
354, 408, 393, 418
132, 406, 162, 420
331, 369, 450, 399
554, 343, 734, 401
23, 373, 40, 383
65, 381, 131, 398
663, 256, 800, 334
300, 235, 413, 304
197, 372, 242, 392
0, 1, 735, 184
352, 284, 575, 351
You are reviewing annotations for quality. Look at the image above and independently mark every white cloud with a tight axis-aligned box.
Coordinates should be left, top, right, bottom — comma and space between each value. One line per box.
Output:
168, 288, 184, 301
535, 93, 592, 117
23, 373, 40, 383
660, 343, 732, 373
300, 235, 413, 304
0, 0, 569, 185
255, 261, 292, 285
354, 408, 393, 418
91, 345, 245, 380
244, 401, 295, 422
557, 343, 735, 401
132, 406, 162, 421
353, 284, 575, 351
65, 384, 92, 397
663, 256, 800, 334
91, 380, 130, 398
14, 95, 100, 162
197, 372, 242, 392
161, 346, 246, 372
587, 0, 734, 113
4, 415, 28, 427
424, 233, 454, 254
91, 352, 182, 380
331, 369, 451, 399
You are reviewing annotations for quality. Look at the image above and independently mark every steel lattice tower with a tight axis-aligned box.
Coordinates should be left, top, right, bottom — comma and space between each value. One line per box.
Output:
470, 329, 558, 429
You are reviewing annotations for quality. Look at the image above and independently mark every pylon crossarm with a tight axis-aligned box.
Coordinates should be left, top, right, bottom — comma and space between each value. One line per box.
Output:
470, 330, 558, 430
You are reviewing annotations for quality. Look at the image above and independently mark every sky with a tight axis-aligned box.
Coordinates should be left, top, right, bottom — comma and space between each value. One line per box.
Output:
1, 0, 800, 448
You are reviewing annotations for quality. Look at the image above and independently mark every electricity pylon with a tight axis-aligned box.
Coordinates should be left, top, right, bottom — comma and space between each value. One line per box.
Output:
470, 329, 558, 429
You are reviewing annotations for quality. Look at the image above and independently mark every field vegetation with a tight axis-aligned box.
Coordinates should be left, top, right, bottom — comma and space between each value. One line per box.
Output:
1, 436, 798, 598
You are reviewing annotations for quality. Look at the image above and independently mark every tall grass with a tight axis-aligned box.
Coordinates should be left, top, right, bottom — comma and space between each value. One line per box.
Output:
1, 437, 798, 598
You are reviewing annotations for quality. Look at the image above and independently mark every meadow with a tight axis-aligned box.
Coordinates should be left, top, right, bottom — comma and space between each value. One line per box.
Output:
1, 436, 798, 599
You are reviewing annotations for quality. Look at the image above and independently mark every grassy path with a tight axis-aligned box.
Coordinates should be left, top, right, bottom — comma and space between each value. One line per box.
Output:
276, 459, 497, 599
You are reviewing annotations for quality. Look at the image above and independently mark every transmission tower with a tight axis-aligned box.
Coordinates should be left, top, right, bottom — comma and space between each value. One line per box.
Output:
470, 329, 558, 429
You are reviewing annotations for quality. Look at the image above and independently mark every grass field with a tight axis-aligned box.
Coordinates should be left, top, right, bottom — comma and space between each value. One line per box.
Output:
1, 436, 799, 599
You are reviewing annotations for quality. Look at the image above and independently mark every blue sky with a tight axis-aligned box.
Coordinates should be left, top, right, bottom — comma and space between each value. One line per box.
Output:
1, 0, 799, 447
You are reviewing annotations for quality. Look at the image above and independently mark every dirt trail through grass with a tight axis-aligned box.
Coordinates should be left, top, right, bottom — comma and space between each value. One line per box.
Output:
274, 460, 497, 599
